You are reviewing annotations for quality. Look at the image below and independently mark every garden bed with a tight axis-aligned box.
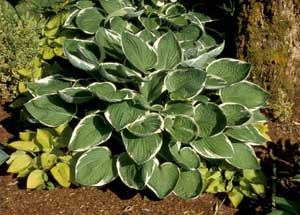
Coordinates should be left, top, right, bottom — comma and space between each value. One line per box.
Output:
0, 101, 236, 215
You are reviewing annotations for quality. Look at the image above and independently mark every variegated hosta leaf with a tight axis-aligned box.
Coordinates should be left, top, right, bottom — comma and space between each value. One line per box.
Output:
139, 13, 161, 31
58, 87, 94, 104
105, 101, 145, 131
140, 71, 166, 103
75, 147, 117, 186
76, 7, 104, 34
220, 103, 252, 127
99, 0, 133, 14
194, 103, 227, 137
95, 27, 123, 59
88, 82, 135, 102
121, 31, 157, 72
127, 113, 163, 137
154, 31, 182, 70
181, 41, 225, 69
225, 125, 267, 145
63, 9, 80, 29
117, 153, 156, 190
190, 134, 234, 159
169, 142, 200, 170
64, 39, 100, 72
220, 81, 270, 109
27, 75, 71, 97
173, 170, 203, 199
206, 58, 251, 88
164, 115, 198, 143
165, 3, 186, 16
99, 63, 142, 84
25, 94, 76, 127
176, 24, 203, 42
109, 16, 128, 34
226, 143, 260, 169
121, 130, 162, 165
163, 101, 194, 117
137, 29, 157, 43
165, 68, 206, 101
68, 114, 112, 151
147, 160, 180, 199
108, 7, 144, 18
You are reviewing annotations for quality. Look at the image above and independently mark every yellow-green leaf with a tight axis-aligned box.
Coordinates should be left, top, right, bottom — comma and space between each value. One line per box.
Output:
17, 69, 32, 77
9, 141, 40, 152
7, 154, 32, 173
27, 170, 45, 189
50, 162, 71, 187
41, 153, 57, 170
250, 183, 265, 197
19, 131, 36, 141
36, 129, 54, 151
43, 46, 55, 60
18, 82, 27, 94
228, 188, 244, 208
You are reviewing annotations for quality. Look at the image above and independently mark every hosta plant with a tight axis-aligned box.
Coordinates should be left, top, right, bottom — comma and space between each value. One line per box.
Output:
21, 0, 270, 199
5, 125, 73, 189
200, 161, 267, 207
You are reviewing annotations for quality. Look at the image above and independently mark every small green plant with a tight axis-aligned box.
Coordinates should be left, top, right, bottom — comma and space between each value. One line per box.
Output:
0, 149, 8, 166
201, 162, 267, 207
18, 0, 269, 199
268, 196, 300, 215
5, 125, 73, 189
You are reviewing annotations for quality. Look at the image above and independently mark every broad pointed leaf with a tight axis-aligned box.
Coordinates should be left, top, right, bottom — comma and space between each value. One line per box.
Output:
99, 63, 142, 83
225, 125, 267, 145
190, 134, 234, 159
69, 114, 112, 151
194, 103, 226, 137
206, 58, 251, 87
226, 143, 260, 169
140, 71, 166, 103
147, 160, 180, 199
163, 101, 194, 116
105, 101, 145, 131
164, 115, 198, 143
121, 130, 162, 165
220, 81, 270, 109
154, 31, 181, 70
173, 170, 203, 199
100, 0, 133, 14
139, 13, 161, 31
27, 75, 70, 97
25, 94, 76, 127
117, 153, 155, 190
169, 142, 200, 170
58, 87, 94, 104
27, 169, 45, 189
64, 39, 100, 72
9, 141, 40, 152
121, 31, 157, 72
76, 7, 104, 34
127, 113, 163, 137
165, 68, 206, 100
95, 27, 123, 59
89, 82, 135, 102
220, 103, 252, 127
75, 147, 117, 186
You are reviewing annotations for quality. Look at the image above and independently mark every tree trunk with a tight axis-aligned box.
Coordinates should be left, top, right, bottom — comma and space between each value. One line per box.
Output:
235, 0, 300, 142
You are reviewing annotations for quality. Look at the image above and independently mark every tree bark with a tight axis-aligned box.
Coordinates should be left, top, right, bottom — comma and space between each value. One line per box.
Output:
235, 0, 300, 142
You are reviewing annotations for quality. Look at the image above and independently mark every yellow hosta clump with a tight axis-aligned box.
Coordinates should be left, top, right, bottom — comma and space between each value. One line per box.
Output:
6, 124, 73, 189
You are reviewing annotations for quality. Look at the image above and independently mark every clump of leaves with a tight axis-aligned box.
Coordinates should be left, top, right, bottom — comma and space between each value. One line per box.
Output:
20, 0, 270, 199
0, 0, 42, 100
201, 161, 267, 207
5, 125, 73, 189
268, 196, 300, 215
